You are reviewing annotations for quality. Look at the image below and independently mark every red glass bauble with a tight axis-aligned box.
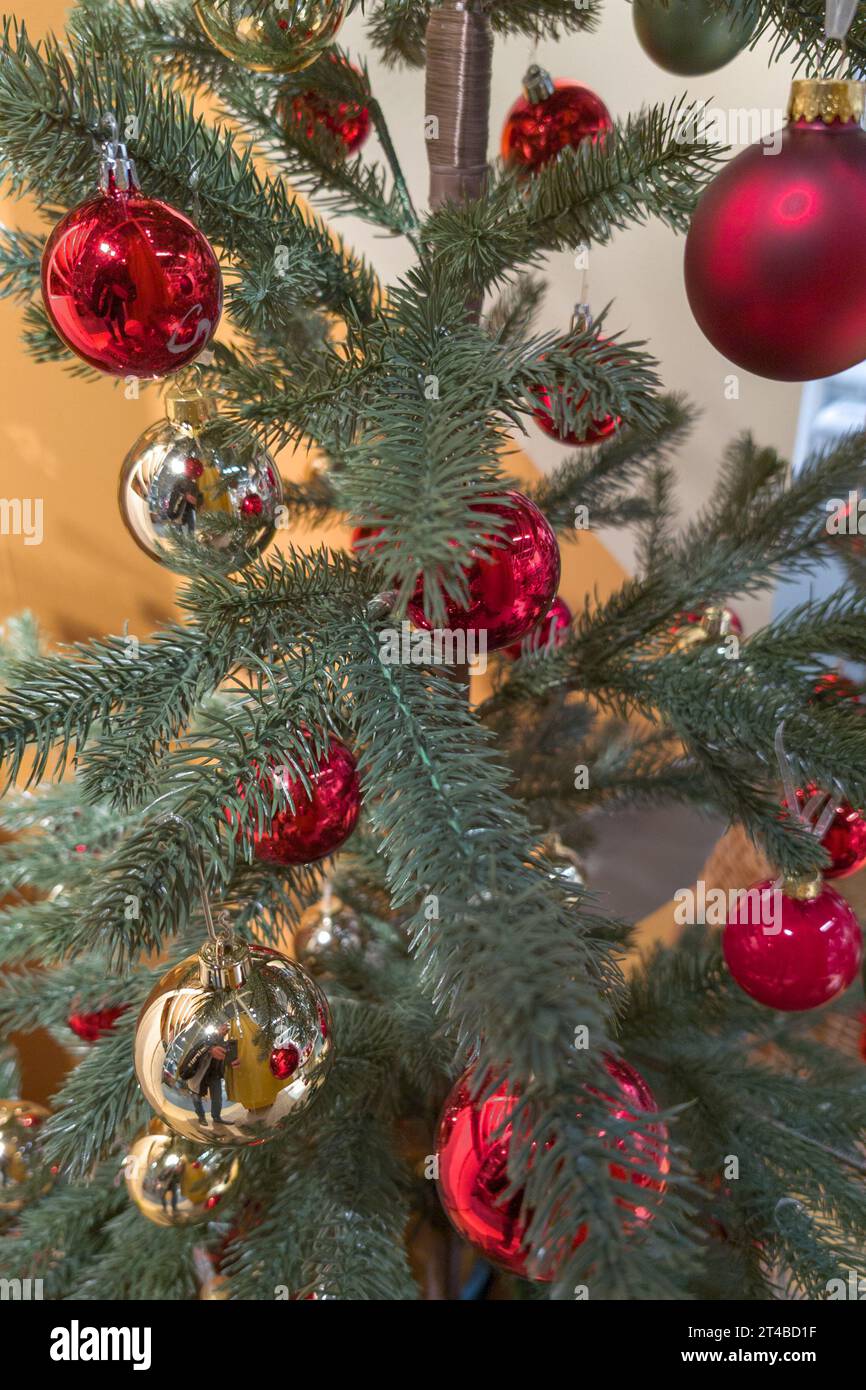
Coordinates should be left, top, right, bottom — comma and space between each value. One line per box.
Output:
791, 787, 866, 880
435, 1056, 668, 1280
237, 737, 360, 866
530, 336, 619, 444
269, 1044, 301, 1079
350, 524, 384, 556
408, 492, 560, 654
811, 671, 862, 707
504, 595, 572, 661
41, 184, 222, 377
501, 79, 612, 174
684, 104, 866, 381
723, 878, 863, 1010
67, 1005, 128, 1043
280, 86, 370, 154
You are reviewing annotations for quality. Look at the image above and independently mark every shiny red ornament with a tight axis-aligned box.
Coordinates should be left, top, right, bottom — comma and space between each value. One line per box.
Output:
501, 68, 612, 175
790, 787, 866, 880
67, 1005, 128, 1043
684, 82, 866, 381
408, 492, 560, 654
723, 878, 863, 1011
811, 671, 862, 707
269, 1044, 301, 1079
531, 342, 621, 447
435, 1056, 668, 1280
350, 524, 385, 556
278, 76, 370, 155
236, 737, 361, 866
504, 595, 572, 661
41, 153, 221, 378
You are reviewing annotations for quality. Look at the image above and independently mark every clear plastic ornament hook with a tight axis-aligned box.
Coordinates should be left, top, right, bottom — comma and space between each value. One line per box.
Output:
825, 0, 858, 42
774, 722, 836, 842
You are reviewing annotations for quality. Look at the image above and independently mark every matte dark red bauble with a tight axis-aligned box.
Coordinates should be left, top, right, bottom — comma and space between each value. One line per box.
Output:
791, 786, 866, 880
501, 76, 612, 174
684, 87, 866, 381
504, 595, 572, 660
435, 1056, 668, 1280
723, 878, 862, 1010
408, 492, 560, 654
67, 1005, 128, 1043
237, 738, 360, 865
41, 182, 222, 377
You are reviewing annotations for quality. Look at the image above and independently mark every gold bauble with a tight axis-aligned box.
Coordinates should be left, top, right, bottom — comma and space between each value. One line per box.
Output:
670, 605, 741, 652
193, 0, 347, 74
0, 1100, 51, 1213
134, 938, 332, 1145
124, 1119, 240, 1227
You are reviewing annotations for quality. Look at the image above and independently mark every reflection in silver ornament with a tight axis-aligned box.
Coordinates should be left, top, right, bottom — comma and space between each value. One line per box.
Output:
124, 1119, 240, 1226
119, 381, 282, 574
134, 936, 332, 1146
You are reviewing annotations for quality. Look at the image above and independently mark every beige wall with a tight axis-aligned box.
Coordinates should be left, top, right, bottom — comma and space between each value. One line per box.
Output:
0, 2, 799, 641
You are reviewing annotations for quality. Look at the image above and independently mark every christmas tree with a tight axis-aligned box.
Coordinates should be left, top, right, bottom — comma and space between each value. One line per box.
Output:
0, 0, 865, 1303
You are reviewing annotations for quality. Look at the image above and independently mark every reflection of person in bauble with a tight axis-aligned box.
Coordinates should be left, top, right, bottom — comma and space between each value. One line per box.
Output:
166, 476, 203, 534
180, 1024, 238, 1126
93, 266, 137, 342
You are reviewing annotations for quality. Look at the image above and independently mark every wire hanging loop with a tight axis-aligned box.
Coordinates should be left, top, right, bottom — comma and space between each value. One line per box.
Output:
774, 722, 836, 842
152, 811, 224, 945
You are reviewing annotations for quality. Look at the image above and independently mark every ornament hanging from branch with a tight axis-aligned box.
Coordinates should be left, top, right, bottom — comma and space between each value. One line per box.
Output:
501, 66, 612, 175
633, 0, 756, 77
194, 0, 347, 73
685, 75, 866, 380
41, 139, 222, 378
119, 379, 282, 574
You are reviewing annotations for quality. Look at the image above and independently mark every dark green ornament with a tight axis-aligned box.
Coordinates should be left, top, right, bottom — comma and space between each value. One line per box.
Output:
633, 0, 756, 77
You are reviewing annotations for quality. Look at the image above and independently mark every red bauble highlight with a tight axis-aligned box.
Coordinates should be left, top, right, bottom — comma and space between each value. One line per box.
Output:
504, 595, 572, 661
501, 80, 612, 174
723, 879, 862, 1011
408, 492, 560, 654
67, 1005, 128, 1043
791, 787, 866, 880
435, 1056, 668, 1280
41, 184, 222, 377
237, 738, 360, 866
685, 112, 866, 381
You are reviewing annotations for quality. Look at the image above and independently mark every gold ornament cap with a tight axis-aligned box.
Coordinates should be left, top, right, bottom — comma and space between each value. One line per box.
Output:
523, 64, 555, 105
787, 78, 865, 125
780, 872, 823, 901
198, 936, 250, 990
165, 381, 217, 429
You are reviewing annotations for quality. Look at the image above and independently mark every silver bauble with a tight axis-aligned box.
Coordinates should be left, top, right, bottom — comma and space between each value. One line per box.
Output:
134, 938, 332, 1145
119, 382, 282, 574
124, 1119, 240, 1226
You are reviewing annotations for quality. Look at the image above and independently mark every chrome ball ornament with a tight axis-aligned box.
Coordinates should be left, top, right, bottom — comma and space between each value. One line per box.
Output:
134, 936, 332, 1145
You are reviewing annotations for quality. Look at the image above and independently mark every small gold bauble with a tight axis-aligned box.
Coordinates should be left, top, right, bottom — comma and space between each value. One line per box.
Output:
134, 940, 332, 1146
671, 605, 741, 652
124, 1119, 240, 1227
193, 0, 347, 74
0, 1100, 51, 1213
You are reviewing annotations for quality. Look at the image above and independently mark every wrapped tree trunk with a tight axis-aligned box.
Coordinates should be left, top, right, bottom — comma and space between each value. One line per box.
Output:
425, 1, 492, 219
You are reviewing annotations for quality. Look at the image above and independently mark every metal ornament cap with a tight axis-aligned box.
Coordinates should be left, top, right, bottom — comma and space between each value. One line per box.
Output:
198, 936, 250, 990
522, 64, 556, 105
787, 78, 865, 125
134, 943, 333, 1145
